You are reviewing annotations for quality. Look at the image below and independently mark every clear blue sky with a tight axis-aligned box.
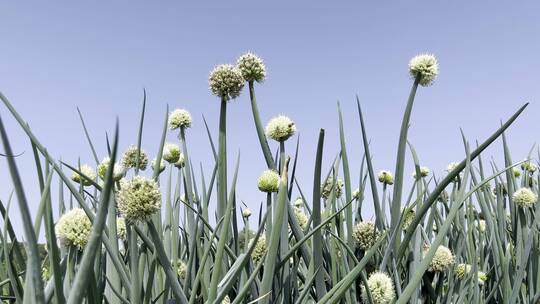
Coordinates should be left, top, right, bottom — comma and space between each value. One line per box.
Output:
1, 2, 539, 232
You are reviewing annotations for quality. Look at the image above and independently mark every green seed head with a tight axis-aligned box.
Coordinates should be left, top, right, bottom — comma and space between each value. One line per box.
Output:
401, 208, 415, 230
162, 143, 181, 164
294, 207, 308, 230
408, 53, 438, 86
97, 157, 125, 181
512, 187, 537, 208
521, 160, 537, 173
455, 263, 472, 279
168, 109, 192, 130
237, 52, 266, 83
361, 271, 395, 304
321, 177, 344, 199
512, 167, 521, 177
117, 176, 161, 222
174, 153, 186, 168
353, 221, 379, 250
55, 208, 92, 250
412, 166, 430, 178
257, 169, 280, 193
121, 145, 149, 170
209, 64, 245, 100
265, 115, 296, 142
378, 170, 394, 185
71, 164, 96, 186
250, 236, 267, 263
426, 245, 454, 272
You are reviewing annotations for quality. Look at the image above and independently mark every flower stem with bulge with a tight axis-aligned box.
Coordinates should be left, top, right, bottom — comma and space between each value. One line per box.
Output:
249, 81, 275, 169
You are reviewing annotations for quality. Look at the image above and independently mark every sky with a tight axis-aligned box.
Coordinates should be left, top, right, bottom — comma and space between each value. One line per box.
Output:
0, 2, 539, 235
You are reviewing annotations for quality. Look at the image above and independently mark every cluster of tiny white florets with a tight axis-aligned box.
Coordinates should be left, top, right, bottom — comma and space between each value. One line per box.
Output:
209, 64, 245, 100
55, 208, 92, 250
401, 208, 416, 230
521, 160, 537, 173
71, 164, 97, 186
476, 219, 486, 233
121, 145, 149, 170
162, 143, 181, 164
97, 157, 125, 181
353, 221, 379, 250
446, 162, 463, 182
174, 259, 187, 279
425, 245, 455, 272
377, 170, 394, 185
237, 52, 266, 83
455, 263, 488, 284
293, 207, 309, 230
242, 208, 252, 218
250, 236, 267, 263
321, 177, 344, 199
257, 169, 280, 193
116, 217, 127, 240
294, 197, 304, 207
117, 176, 162, 222
512, 167, 521, 177
361, 272, 395, 304
412, 166, 430, 178
352, 188, 363, 200
152, 158, 166, 173
408, 54, 439, 86
168, 109, 192, 130
265, 115, 296, 142
512, 187, 537, 208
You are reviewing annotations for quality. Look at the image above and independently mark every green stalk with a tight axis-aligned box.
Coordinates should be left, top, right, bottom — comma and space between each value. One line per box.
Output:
312, 129, 326, 300
217, 98, 228, 221
390, 77, 420, 239
248, 81, 275, 169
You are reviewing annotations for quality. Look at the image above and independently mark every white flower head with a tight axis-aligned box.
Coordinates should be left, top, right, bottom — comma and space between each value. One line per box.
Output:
168, 109, 192, 130
97, 157, 125, 181
117, 176, 161, 222
378, 170, 394, 185
408, 54, 438, 86
361, 272, 395, 304
162, 143, 182, 164
425, 245, 454, 272
122, 145, 149, 170
512, 187, 537, 208
265, 115, 296, 142
257, 169, 280, 193
237, 52, 266, 83
209, 64, 245, 100
71, 164, 97, 186
55, 208, 92, 250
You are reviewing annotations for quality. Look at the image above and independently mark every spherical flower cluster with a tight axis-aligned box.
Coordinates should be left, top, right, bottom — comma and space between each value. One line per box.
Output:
209, 64, 245, 100
294, 207, 309, 230
321, 177, 344, 199
378, 170, 394, 185
121, 145, 149, 170
174, 259, 187, 279
237, 52, 266, 83
425, 245, 454, 272
162, 143, 181, 164
55, 208, 92, 250
97, 157, 125, 182
257, 169, 280, 193
250, 236, 267, 263
117, 176, 162, 222
521, 161, 537, 173
361, 272, 395, 304
476, 219, 486, 233
168, 109, 192, 130
152, 158, 166, 173
353, 221, 379, 250
512, 187, 537, 208
455, 263, 488, 284
412, 166, 430, 178
174, 153, 186, 168
512, 167, 521, 178
265, 115, 296, 142
401, 208, 415, 230
294, 197, 304, 207
242, 208, 252, 218
408, 54, 438, 86
116, 217, 127, 240
71, 164, 97, 186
